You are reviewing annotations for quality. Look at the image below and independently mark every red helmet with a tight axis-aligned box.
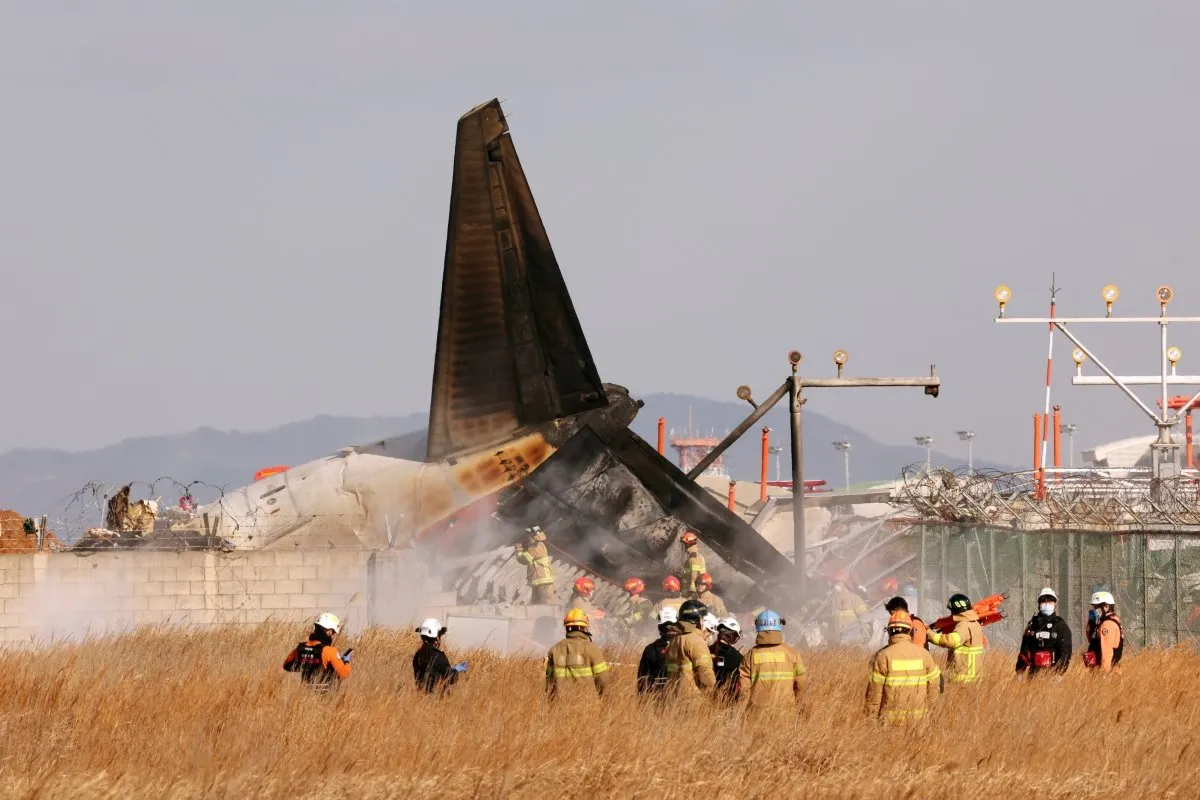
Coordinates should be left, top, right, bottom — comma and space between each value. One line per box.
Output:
696, 573, 713, 589
681, 531, 699, 547
663, 575, 681, 593
881, 577, 899, 594
624, 577, 645, 595
573, 577, 595, 596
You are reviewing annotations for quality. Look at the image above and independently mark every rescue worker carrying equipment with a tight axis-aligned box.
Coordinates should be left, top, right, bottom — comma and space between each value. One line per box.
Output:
737, 610, 806, 716
1015, 587, 1072, 676
1084, 591, 1122, 674
864, 610, 941, 725
655, 575, 686, 617
546, 608, 609, 699
514, 526, 556, 605
412, 618, 467, 695
282, 612, 351, 692
637, 606, 678, 695
926, 593, 985, 684
692, 573, 728, 617
666, 599, 716, 696
884, 596, 928, 648
681, 531, 707, 594
712, 617, 743, 701
831, 573, 871, 644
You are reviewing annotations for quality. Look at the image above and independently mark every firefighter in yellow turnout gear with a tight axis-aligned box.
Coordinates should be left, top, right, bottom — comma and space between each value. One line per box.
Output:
926, 593, 985, 684
681, 531, 706, 594
514, 526, 555, 605
737, 609, 806, 717
665, 599, 716, 696
864, 610, 941, 724
545, 609, 609, 700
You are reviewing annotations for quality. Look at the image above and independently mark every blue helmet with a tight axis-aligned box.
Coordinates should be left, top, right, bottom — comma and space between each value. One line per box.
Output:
755, 609, 783, 632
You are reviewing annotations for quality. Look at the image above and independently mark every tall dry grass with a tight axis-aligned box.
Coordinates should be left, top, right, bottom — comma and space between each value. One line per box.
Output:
1, 623, 1198, 799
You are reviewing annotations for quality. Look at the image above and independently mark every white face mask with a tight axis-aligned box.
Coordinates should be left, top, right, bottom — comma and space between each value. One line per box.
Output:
1039, 602, 1056, 616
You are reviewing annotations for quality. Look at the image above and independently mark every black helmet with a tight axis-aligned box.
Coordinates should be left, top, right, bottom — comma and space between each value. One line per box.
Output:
948, 593, 972, 613
679, 599, 707, 624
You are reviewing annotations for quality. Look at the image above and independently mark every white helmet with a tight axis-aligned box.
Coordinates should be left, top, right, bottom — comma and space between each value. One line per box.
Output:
657, 606, 679, 625
1090, 591, 1115, 607
701, 612, 719, 633
315, 612, 341, 634
718, 617, 741, 634
1038, 587, 1058, 602
416, 618, 444, 638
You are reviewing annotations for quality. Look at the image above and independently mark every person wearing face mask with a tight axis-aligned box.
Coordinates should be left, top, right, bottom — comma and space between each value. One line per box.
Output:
1015, 587, 1072, 677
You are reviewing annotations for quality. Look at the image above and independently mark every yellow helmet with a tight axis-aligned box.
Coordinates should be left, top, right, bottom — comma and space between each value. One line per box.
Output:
563, 608, 590, 629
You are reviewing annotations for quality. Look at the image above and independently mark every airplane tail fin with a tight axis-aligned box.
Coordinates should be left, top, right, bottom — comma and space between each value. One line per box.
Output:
426, 99, 607, 462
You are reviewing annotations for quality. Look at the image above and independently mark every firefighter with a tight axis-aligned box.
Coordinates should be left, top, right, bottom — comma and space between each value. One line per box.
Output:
736, 609, 806, 716
1084, 591, 1123, 674
514, 526, 556, 605
712, 616, 743, 701
864, 610, 941, 725
926, 593, 985, 685
637, 606, 678, 696
831, 573, 871, 645
655, 576, 686, 617
692, 573, 728, 617
666, 599, 716, 696
545, 608, 609, 699
568, 576, 597, 614
1015, 587, 1072, 677
281, 612, 351, 692
884, 596, 929, 649
623, 577, 655, 636
412, 618, 468, 695
681, 531, 706, 594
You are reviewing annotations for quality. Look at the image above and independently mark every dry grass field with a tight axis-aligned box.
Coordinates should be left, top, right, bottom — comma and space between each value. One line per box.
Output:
2, 622, 1199, 799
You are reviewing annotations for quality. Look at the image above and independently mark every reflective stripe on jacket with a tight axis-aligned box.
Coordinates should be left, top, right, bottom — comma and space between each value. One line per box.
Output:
926, 609, 985, 683
545, 630, 608, 698
864, 634, 940, 723
736, 630, 806, 714
685, 547, 707, 593
515, 542, 555, 587
666, 621, 716, 695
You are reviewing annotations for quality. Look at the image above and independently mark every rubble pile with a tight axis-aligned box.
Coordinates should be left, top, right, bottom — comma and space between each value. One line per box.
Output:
0, 509, 62, 553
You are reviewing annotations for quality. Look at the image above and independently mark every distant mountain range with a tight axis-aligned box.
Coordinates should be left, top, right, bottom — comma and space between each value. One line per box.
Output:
0, 395, 1012, 527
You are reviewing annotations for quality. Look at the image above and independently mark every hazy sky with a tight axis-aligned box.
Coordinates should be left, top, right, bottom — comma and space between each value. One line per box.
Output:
4, 3, 1200, 467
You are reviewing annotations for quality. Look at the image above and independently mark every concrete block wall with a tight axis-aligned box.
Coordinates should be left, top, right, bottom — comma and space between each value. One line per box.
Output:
0, 549, 392, 644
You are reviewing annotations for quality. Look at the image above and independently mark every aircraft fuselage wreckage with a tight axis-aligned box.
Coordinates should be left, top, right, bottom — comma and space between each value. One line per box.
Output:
106, 100, 797, 606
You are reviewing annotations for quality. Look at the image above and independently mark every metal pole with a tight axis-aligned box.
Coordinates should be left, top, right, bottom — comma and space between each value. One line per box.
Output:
789, 375, 806, 598
686, 380, 790, 480
760, 427, 770, 504
844, 448, 850, 491
1174, 534, 1181, 645
968, 439, 973, 474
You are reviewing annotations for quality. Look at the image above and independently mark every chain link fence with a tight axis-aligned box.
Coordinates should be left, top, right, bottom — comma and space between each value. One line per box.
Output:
908, 524, 1200, 650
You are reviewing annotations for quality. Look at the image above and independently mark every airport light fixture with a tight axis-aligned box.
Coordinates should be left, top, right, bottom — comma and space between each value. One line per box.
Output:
1060, 423, 1079, 468
956, 430, 976, 473
832, 441, 852, 490
914, 436, 935, 474
994, 282, 1200, 479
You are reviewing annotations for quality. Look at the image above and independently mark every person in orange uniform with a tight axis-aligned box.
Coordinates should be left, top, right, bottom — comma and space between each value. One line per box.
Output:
885, 596, 928, 648
737, 609, 806, 717
282, 612, 351, 692
1084, 591, 1123, 674
864, 610, 941, 725
926, 593, 985, 685
545, 608, 609, 699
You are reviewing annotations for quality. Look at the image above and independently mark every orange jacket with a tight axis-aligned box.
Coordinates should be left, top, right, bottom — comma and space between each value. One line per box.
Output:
911, 616, 928, 649
282, 640, 351, 679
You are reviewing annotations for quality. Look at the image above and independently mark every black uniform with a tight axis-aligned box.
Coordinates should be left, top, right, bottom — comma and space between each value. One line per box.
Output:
637, 634, 671, 694
413, 640, 458, 694
1016, 612, 1072, 675
712, 642, 743, 699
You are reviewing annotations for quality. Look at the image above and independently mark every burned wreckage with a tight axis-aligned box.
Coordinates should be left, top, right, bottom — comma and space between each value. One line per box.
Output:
80, 99, 797, 608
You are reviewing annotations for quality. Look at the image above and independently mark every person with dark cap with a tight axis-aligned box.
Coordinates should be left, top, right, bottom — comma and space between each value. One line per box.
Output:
412, 617, 467, 695
884, 596, 929, 649
665, 599, 716, 696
